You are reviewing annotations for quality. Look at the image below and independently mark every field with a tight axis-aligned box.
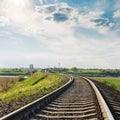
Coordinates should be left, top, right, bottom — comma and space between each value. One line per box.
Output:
91, 77, 120, 91
51, 68, 120, 77
0, 71, 68, 103
0, 68, 28, 75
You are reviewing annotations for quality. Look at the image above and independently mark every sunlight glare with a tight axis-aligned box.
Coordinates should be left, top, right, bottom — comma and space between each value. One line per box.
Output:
12, 0, 24, 6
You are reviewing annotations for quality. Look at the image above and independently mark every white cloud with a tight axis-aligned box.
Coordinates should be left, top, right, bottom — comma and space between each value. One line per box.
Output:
0, 35, 119, 68
0, 0, 120, 68
78, 11, 104, 28
0, 0, 35, 29
34, 3, 111, 35
0, 16, 9, 26
113, 9, 120, 18
11, 38, 25, 46
0, 1, 112, 36
0, 30, 12, 37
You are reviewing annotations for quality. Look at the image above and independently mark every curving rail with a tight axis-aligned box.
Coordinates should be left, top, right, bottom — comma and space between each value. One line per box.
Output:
83, 77, 115, 120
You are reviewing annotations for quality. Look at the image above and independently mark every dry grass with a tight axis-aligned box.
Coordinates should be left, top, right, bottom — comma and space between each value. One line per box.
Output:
0, 77, 20, 92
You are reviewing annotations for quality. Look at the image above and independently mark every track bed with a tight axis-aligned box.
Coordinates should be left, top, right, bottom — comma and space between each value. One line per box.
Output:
30, 77, 103, 120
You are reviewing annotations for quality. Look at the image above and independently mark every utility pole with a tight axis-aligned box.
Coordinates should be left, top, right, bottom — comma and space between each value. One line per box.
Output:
58, 62, 60, 73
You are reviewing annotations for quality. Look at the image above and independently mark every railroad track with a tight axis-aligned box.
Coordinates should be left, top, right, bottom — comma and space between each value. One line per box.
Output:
0, 77, 114, 120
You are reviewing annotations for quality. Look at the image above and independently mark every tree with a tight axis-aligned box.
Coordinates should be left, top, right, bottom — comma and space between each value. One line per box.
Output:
71, 67, 78, 72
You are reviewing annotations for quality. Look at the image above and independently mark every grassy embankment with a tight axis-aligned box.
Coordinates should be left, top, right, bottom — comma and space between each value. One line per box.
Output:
0, 71, 68, 103
92, 77, 120, 91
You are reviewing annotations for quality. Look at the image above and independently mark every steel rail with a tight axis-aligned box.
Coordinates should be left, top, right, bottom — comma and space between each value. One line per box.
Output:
0, 77, 74, 120
83, 77, 115, 120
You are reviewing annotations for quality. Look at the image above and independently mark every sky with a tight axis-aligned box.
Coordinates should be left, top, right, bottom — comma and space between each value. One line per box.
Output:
0, 0, 120, 68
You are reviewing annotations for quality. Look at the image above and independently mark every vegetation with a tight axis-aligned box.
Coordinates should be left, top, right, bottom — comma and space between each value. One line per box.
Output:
92, 77, 120, 91
1, 67, 120, 77
0, 71, 68, 103
49, 68, 120, 77
0, 68, 29, 75
0, 77, 20, 92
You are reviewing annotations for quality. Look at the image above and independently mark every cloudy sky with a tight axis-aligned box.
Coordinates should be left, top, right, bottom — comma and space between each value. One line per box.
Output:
0, 0, 120, 68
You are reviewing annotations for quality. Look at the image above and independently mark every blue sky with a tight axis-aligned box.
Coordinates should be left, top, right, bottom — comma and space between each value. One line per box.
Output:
0, 0, 120, 68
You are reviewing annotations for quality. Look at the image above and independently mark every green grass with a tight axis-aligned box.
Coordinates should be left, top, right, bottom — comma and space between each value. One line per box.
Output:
0, 71, 68, 103
92, 77, 120, 91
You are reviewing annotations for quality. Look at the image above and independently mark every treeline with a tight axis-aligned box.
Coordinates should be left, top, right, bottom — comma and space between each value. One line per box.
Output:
1, 67, 120, 77
0, 68, 29, 76
48, 67, 120, 77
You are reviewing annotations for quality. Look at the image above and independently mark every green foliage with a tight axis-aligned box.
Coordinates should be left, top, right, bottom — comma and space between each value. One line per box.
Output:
0, 71, 68, 103
22, 71, 46, 86
50, 68, 120, 77
0, 68, 29, 75
71, 67, 78, 72
92, 77, 120, 91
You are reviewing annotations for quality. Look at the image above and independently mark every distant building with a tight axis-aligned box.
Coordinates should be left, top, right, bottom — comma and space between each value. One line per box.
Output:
29, 64, 34, 74
45, 69, 49, 73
